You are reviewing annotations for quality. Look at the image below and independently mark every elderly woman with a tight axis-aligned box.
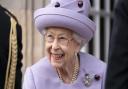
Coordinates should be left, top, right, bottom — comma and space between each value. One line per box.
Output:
23, 0, 106, 89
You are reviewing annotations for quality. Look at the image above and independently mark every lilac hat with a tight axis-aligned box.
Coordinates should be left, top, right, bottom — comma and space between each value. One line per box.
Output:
34, 0, 96, 42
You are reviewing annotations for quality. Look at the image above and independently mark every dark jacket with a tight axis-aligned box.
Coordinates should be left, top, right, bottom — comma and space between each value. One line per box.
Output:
0, 5, 23, 89
105, 0, 128, 89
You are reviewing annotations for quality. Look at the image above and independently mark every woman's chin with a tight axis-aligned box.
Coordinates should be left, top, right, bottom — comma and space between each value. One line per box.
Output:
51, 62, 63, 68
50, 54, 65, 68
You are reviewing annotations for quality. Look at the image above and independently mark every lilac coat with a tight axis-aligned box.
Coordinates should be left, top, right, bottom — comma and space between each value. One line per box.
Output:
23, 52, 106, 89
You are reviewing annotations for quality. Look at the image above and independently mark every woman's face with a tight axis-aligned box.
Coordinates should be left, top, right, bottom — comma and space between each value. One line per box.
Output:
45, 27, 80, 68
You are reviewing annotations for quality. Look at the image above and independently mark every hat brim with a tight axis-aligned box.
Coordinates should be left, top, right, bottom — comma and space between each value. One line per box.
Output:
34, 7, 96, 42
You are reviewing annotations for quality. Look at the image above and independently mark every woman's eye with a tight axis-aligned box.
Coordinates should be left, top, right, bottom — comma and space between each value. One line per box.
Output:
47, 34, 54, 38
59, 37, 66, 40
47, 34, 53, 37
45, 34, 54, 42
47, 35, 53, 39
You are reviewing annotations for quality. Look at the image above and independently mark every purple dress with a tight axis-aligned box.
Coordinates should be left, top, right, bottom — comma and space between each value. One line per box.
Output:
23, 52, 106, 89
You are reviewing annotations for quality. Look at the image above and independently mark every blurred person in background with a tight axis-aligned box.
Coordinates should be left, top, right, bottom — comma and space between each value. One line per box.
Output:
0, 5, 23, 89
105, 0, 128, 89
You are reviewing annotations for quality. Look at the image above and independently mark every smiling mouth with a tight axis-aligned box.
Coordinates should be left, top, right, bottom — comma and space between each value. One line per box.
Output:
51, 53, 64, 60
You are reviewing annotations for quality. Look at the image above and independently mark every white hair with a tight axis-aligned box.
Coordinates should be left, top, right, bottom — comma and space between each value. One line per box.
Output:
72, 33, 87, 49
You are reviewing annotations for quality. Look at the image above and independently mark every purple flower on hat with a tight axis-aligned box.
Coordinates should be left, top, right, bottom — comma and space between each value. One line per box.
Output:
55, 2, 60, 7
78, 0, 83, 8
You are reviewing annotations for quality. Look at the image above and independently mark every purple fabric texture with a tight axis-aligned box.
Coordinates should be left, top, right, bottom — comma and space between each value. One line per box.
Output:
34, 0, 96, 42
23, 52, 106, 89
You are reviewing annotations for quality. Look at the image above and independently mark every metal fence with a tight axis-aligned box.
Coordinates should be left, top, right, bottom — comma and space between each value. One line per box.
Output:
81, 0, 116, 62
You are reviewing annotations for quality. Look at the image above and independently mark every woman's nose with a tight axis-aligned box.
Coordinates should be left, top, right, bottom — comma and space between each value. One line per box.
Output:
51, 39, 60, 50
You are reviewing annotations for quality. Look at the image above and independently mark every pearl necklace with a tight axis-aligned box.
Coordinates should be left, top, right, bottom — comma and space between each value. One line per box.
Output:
57, 58, 79, 83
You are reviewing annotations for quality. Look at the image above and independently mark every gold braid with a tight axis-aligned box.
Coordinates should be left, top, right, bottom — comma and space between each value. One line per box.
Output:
4, 14, 18, 89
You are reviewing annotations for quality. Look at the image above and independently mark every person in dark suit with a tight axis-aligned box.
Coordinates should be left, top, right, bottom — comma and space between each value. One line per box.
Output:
0, 5, 23, 89
105, 0, 128, 89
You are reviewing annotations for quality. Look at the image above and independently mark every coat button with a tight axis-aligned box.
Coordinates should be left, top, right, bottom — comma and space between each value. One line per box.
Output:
94, 74, 100, 81
55, 2, 60, 8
